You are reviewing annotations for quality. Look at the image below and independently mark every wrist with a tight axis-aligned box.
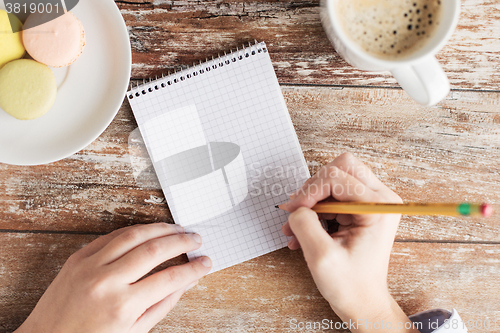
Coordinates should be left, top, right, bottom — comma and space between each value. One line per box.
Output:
330, 289, 392, 323
331, 293, 420, 333
14, 321, 30, 333
14, 313, 45, 333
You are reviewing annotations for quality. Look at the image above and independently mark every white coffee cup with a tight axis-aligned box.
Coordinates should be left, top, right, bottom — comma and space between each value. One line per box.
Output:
320, 0, 460, 106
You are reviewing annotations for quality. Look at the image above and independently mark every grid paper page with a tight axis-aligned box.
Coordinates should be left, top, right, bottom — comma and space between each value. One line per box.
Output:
128, 42, 310, 272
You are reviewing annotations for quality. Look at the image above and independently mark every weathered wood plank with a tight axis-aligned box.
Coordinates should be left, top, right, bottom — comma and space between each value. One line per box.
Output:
1, 87, 498, 241
1, 233, 499, 332
119, 0, 500, 90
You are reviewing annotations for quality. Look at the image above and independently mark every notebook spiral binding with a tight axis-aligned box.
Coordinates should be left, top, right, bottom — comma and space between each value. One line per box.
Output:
128, 40, 267, 100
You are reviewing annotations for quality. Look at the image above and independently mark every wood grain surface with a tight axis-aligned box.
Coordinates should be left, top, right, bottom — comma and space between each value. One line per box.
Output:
121, 0, 500, 90
1, 87, 498, 240
1, 0, 499, 332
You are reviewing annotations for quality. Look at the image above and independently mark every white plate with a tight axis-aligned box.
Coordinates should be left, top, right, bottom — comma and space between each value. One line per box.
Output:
0, 0, 131, 165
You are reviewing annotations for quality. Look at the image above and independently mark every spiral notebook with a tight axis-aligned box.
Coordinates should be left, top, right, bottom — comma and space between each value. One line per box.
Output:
127, 41, 309, 272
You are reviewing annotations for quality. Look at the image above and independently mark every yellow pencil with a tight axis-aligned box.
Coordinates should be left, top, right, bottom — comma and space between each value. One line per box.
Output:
276, 202, 494, 217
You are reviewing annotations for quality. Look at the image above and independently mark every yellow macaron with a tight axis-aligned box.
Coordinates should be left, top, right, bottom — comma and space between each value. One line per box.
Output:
0, 10, 25, 68
0, 59, 57, 120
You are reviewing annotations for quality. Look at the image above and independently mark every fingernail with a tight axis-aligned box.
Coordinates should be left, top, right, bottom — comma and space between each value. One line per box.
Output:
200, 256, 212, 268
192, 233, 202, 244
281, 201, 291, 211
175, 225, 184, 233
185, 281, 198, 291
289, 189, 300, 199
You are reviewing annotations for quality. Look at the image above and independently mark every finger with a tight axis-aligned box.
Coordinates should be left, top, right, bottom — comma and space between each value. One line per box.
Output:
293, 170, 323, 197
281, 221, 294, 237
288, 165, 328, 200
283, 166, 378, 212
132, 257, 212, 309
285, 217, 334, 238
287, 207, 334, 261
296, 153, 382, 197
289, 163, 336, 201
317, 213, 337, 220
287, 235, 301, 250
108, 233, 203, 283
289, 189, 300, 200
71, 225, 136, 261
132, 283, 191, 333
335, 214, 353, 226
330, 152, 387, 192
282, 222, 305, 249
95, 223, 184, 265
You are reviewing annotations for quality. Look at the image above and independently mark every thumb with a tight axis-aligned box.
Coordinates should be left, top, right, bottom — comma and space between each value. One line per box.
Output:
288, 207, 334, 263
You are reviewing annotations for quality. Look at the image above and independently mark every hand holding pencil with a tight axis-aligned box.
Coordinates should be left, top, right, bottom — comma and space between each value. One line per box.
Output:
280, 153, 452, 333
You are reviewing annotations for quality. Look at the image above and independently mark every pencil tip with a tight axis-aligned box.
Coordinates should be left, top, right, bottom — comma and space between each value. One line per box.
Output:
275, 205, 279, 209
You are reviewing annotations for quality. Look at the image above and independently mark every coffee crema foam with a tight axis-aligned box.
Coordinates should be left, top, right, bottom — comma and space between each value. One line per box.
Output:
337, 0, 443, 59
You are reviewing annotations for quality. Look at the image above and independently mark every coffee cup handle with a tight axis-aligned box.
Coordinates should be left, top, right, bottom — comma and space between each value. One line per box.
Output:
391, 56, 450, 107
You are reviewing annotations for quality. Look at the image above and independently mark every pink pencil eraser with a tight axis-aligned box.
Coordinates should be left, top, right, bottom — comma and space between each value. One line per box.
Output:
481, 204, 494, 218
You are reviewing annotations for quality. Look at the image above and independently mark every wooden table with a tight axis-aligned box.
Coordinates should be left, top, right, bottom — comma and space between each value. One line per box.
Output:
1, 1, 499, 332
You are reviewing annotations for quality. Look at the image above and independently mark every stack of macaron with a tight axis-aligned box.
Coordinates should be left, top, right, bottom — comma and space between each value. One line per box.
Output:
0, 10, 85, 120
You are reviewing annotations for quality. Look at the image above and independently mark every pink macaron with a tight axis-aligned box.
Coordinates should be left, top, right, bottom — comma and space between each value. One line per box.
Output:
22, 11, 85, 68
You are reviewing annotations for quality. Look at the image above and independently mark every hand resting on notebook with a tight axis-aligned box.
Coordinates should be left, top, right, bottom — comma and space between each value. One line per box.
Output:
281, 153, 420, 333
14, 224, 211, 333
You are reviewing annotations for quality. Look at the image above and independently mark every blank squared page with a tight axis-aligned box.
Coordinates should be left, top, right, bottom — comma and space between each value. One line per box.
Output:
128, 42, 310, 272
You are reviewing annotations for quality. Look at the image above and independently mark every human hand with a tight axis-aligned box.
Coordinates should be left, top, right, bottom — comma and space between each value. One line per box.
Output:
15, 223, 212, 333
281, 153, 418, 332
